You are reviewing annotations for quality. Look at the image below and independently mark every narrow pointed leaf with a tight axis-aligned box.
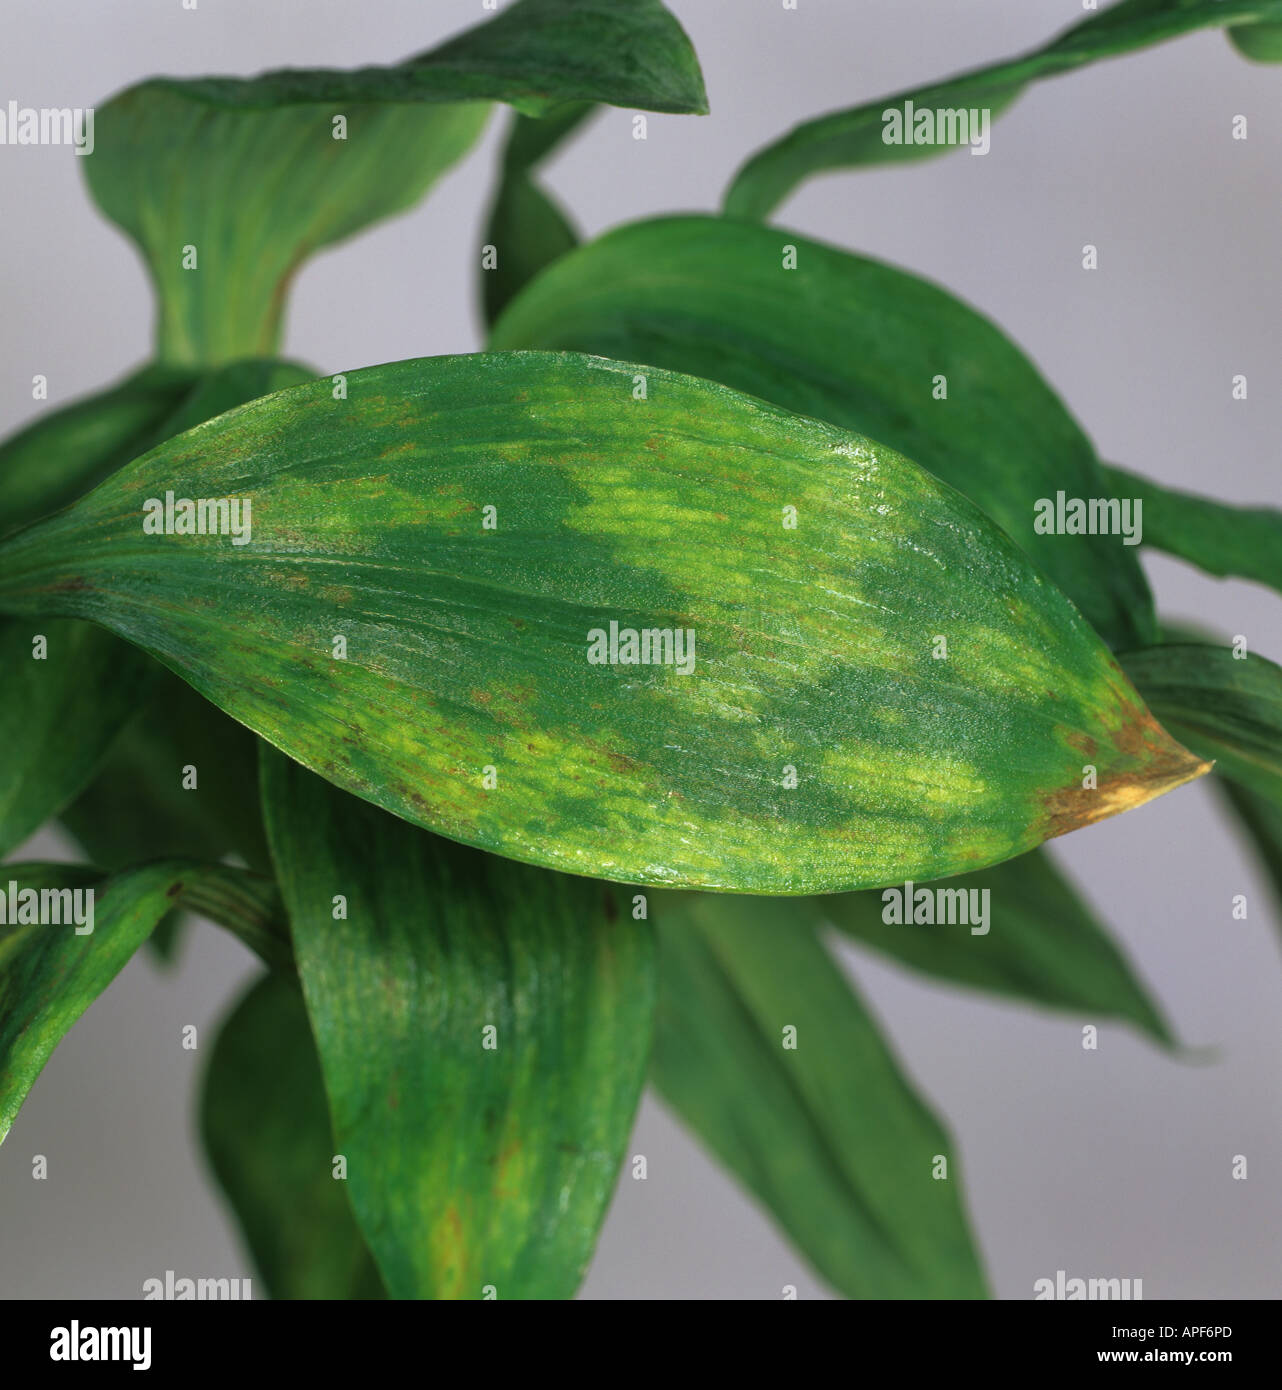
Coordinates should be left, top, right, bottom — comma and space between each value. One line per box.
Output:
490, 214, 1155, 649
822, 849, 1173, 1044
0, 860, 286, 1143
1105, 465, 1281, 598
201, 971, 386, 1300
652, 890, 987, 1298
0, 352, 1208, 893
85, 0, 706, 365
261, 750, 653, 1300
1120, 644, 1282, 807
481, 103, 595, 328
724, 0, 1282, 219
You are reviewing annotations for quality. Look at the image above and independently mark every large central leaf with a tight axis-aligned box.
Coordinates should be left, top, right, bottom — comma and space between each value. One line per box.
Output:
0, 352, 1206, 893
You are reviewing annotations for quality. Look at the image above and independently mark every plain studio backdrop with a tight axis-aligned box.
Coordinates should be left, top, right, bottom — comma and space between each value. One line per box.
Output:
1, 0, 1279, 1300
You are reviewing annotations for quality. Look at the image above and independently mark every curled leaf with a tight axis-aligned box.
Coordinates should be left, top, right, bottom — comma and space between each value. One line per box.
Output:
84, 0, 707, 364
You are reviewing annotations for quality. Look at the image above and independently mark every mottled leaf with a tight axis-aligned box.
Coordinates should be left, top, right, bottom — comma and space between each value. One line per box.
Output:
85, 0, 706, 364
0, 860, 286, 1143
0, 352, 1208, 893
490, 214, 1156, 649
201, 971, 386, 1300
821, 849, 1173, 1045
261, 750, 653, 1299
724, 0, 1282, 219
1105, 465, 1281, 599
652, 890, 987, 1298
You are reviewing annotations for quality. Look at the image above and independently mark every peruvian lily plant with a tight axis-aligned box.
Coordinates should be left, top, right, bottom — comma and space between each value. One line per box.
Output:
1, 0, 1280, 1301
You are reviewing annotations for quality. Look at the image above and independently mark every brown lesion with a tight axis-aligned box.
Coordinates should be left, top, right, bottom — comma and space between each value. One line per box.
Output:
1040, 705, 1212, 840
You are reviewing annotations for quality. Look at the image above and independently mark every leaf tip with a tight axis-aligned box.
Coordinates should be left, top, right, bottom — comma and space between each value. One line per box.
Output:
1042, 715, 1212, 841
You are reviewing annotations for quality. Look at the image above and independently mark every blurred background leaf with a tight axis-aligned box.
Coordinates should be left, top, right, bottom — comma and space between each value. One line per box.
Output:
821, 849, 1174, 1046
480, 102, 595, 329
1105, 466, 1281, 600
0, 859, 285, 1143
724, 0, 1282, 218
652, 890, 988, 1299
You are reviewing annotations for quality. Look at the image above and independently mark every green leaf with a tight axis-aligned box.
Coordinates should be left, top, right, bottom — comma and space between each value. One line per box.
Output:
61, 666, 272, 875
1229, 19, 1282, 59
724, 0, 1282, 219
1122, 643, 1282, 939
1, 367, 195, 536
85, 0, 706, 365
1120, 643, 1282, 807
201, 971, 386, 1300
1105, 465, 1281, 598
59, 666, 274, 962
651, 890, 987, 1298
0, 619, 153, 857
260, 749, 654, 1300
0, 352, 1208, 893
490, 214, 1156, 649
481, 103, 595, 329
0, 361, 313, 536
821, 850, 1173, 1045
0, 859, 286, 1143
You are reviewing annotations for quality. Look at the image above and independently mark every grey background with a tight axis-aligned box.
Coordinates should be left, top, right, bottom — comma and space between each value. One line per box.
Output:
1, 0, 1280, 1299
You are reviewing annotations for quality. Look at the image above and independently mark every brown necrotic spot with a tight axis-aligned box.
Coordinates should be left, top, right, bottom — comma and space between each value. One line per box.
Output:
1040, 709, 1211, 840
